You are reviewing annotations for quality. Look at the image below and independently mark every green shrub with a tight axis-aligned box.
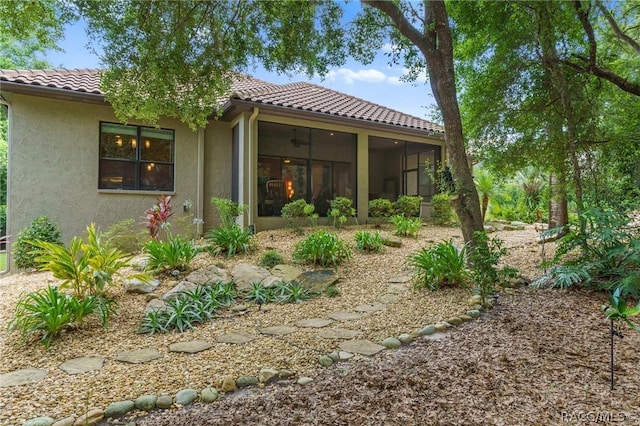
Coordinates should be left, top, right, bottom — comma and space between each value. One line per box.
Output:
103, 219, 147, 254
431, 193, 454, 225
211, 197, 248, 228
31, 223, 148, 297
144, 236, 198, 272
532, 209, 640, 296
354, 230, 385, 253
369, 198, 394, 218
281, 199, 318, 233
260, 250, 284, 268
8, 286, 117, 347
207, 225, 255, 257
13, 216, 63, 270
329, 197, 357, 228
469, 231, 519, 299
293, 230, 352, 267
390, 215, 422, 237
394, 195, 422, 217
409, 240, 470, 291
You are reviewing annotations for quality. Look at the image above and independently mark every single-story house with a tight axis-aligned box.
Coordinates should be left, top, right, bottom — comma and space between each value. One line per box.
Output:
0, 69, 445, 257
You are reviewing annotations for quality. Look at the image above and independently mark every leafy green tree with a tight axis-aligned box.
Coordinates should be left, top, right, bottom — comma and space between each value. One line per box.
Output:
74, 0, 484, 246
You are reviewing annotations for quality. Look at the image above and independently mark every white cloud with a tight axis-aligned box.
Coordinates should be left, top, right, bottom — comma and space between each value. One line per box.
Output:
327, 68, 388, 84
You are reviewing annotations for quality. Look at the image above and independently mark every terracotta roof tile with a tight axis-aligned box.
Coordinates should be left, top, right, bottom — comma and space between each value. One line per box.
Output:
0, 68, 443, 133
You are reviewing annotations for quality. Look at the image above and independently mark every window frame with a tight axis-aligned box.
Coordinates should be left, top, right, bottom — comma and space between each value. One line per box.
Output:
98, 121, 175, 192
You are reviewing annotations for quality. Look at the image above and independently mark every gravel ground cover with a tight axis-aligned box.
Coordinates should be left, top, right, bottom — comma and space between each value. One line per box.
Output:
0, 224, 547, 425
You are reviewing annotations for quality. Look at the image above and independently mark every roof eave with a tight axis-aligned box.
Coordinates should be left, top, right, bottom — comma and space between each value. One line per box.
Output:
0, 81, 106, 105
227, 99, 445, 140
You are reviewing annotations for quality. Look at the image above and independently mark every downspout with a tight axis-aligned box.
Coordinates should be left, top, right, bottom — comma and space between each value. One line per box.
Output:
247, 107, 259, 229
0, 97, 11, 273
196, 128, 205, 237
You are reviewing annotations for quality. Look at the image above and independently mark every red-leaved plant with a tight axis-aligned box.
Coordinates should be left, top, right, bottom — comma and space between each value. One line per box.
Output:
144, 195, 173, 240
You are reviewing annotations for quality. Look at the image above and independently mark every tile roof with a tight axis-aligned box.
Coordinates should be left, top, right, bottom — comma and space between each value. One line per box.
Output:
0, 68, 443, 133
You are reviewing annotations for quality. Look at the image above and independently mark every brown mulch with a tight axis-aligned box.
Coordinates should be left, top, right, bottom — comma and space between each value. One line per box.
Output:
125, 287, 640, 426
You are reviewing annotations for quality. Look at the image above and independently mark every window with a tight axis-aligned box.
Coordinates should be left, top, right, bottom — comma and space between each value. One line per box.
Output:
403, 148, 438, 201
257, 122, 356, 216
99, 122, 174, 191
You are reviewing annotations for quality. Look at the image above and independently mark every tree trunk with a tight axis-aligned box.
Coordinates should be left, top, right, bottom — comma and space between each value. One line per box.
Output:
481, 193, 489, 221
363, 0, 484, 247
548, 173, 569, 229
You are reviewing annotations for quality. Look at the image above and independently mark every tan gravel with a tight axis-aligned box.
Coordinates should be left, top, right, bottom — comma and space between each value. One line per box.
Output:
0, 223, 549, 425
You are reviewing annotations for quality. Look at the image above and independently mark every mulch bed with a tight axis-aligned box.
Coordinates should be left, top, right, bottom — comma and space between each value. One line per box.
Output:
126, 287, 640, 426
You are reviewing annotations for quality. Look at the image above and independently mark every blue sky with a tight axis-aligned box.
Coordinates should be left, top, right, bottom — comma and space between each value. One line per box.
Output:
42, 16, 438, 122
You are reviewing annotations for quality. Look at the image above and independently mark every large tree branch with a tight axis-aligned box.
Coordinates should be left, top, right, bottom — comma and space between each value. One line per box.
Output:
596, 0, 640, 55
561, 58, 640, 96
361, 1, 426, 54
573, 0, 597, 67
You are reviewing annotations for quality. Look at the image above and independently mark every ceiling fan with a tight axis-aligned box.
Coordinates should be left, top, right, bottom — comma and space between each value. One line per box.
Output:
291, 128, 310, 147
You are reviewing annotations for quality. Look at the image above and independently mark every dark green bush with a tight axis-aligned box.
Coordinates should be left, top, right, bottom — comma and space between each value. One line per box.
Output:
431, 193, 454, 225
14, 216, 62, 270
469, 231, 518, 299
394, 195, 422, 217
329, 197, 357, 227
260, 250, 284, 268
293, 229, 352, 267
281, 199, 317, 233
368, 198, 395, 218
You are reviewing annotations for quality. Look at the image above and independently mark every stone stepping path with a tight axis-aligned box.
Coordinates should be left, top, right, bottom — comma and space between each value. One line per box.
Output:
0, 368, 47, 387
116, 348, 163, 364
2, 272, 452, 393
258, 325, 298, 336
339, 340, 386, 356
327, 311, 363, 321
216, 331, 259, 344
377, 294, 399, 304
59, 357, 104, 375
295, 318, 334, 328
318, 328, 361, 340
169, 340, 212, 354
354, 304, 385, 313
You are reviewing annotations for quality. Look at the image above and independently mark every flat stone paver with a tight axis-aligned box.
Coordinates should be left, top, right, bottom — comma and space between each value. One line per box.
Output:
327, 312, 363, 321
295, 318, 334, 328
116, 348, 162, 364
216, 332, 259, 344
318, 328, 361, 339
354, 304, 386, 313
168, 340, 213, 354
258, 326, 298, 336
377, 294, 399, 304
0, 368, 47, 387
388, 275, 412, 283
387, 284, 409, 294
58, 357, 105, 375
339, 340, 386, 356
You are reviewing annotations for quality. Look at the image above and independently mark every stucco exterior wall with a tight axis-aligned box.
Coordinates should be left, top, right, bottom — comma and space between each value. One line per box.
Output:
7, 94, 200, 247
202, 118, 233, 231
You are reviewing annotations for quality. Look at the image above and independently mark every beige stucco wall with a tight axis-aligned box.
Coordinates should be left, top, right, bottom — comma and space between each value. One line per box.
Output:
6, 93, 202, 250
202, 117, 233, 230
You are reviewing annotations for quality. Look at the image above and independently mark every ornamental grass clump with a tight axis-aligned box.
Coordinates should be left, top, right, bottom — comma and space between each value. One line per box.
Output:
293, 229, 351, 267
409, 240, 470, 291
390, 214, 422, 237
144, 235, 199, 272
354, 230, 385, 253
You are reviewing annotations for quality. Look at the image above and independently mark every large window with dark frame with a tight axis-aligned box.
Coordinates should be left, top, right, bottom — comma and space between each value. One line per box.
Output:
99, 122, 175, 191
